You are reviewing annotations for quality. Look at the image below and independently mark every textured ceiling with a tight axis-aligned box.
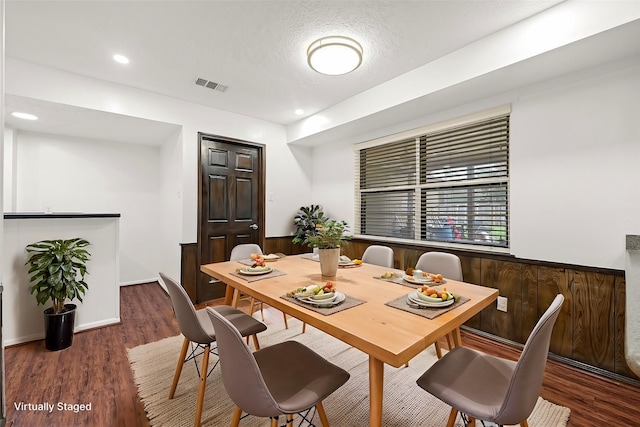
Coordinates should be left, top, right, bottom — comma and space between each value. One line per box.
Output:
5, 0, 565, 126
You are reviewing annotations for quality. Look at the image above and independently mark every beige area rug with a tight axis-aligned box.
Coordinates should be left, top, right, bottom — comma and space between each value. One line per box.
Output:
128, 318, 570, 427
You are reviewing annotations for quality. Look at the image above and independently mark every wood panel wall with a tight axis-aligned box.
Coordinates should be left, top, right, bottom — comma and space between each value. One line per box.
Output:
262, 236, 637, 382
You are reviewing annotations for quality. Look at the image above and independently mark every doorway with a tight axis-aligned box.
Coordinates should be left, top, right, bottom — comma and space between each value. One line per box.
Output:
197, 133, 265, 301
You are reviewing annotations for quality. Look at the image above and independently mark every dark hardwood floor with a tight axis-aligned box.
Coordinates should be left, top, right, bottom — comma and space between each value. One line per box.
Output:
5, 282, 640, 426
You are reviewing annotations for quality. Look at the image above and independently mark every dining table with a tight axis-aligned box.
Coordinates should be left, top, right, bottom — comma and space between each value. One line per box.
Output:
201, 254, 498, 427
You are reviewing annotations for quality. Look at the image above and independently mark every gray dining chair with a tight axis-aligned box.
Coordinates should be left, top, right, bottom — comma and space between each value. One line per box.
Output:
416, 294, 564, 427
230, 244, 289, 329
415, 251, 463, 358
362, 245, 394, 268
206, 306, 350, 427
159, 272, 267, 427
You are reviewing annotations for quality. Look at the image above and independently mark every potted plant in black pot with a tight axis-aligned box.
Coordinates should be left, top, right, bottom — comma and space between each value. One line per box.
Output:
25, 238, 91, 351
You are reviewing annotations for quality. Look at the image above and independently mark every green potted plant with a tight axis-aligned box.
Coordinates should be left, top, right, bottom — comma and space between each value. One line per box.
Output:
292, 204, 327, 246
25, 238, 91, 351
304, 220, 350, 277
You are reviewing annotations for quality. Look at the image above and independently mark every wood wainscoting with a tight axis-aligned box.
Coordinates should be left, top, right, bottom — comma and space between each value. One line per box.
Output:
263, 236, 638, 384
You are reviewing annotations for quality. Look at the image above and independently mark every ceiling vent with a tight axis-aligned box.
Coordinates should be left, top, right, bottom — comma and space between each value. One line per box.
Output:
195, 77, 228, 93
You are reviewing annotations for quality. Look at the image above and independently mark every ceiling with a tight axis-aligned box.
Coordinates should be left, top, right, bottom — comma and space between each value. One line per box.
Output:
3, 0, 568, 140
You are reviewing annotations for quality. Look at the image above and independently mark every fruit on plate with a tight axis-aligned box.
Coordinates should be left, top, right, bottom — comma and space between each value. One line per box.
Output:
405, 267, 414, 276
353, 259, 363, 265
417, 285, 455, 301
322, 281, 336, 293
381, 271, 396, 279
250, 252, 266, 267
287, 282, 336, 298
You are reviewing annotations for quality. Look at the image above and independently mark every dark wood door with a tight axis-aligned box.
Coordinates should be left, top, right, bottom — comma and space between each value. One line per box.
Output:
197, 133, 265, 301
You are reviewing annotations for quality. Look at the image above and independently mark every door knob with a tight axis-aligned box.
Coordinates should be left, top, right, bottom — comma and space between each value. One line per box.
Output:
249, 224, 258, 230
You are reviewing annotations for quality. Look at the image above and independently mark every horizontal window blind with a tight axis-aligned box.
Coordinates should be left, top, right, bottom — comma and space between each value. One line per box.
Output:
355, 110, 509, 249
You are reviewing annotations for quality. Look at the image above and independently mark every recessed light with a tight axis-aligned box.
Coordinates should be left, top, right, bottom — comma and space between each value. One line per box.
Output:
11, 112, 38, 120
113, 54, 129, 64
295, 109, 305, 116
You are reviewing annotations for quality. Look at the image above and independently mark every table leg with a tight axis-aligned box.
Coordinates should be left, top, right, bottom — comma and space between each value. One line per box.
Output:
369, 356, 384, 427
223, 283, 234, 305
452, 327, 463, 347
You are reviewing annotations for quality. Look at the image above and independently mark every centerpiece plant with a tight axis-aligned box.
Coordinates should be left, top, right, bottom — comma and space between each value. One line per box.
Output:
304, 220, 350, 277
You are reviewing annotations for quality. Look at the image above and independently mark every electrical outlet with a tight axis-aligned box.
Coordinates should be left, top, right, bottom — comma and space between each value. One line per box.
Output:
497, 296, 508, 312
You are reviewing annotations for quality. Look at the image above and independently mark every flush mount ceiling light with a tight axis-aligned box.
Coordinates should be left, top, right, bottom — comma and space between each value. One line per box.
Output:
11, 112, 38, 120
307, 36, 363, 75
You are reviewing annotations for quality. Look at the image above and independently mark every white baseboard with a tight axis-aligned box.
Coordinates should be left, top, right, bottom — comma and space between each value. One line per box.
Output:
120, 278, 159, 286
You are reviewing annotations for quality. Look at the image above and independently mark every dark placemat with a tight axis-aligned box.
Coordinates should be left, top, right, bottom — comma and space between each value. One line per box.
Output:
280, 293, 365, 315
385, 293, 470, 319
229, 269, 287, 282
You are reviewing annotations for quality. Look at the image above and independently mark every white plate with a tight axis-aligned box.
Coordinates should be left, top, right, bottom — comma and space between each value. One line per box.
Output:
238, 267, 273, 276
263, 253, 280, 261
407, 292, 454, 307
403, 274, 433, 285
302, 291, 345, 307
302, 293, 337, 304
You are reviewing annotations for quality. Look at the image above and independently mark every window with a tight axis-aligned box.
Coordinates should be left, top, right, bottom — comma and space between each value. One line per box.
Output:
355, 109, 509, 249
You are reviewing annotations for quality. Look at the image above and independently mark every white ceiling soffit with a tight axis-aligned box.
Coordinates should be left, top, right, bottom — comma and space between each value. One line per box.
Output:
287, 2, 640, 146
4, 95, 181, 146
4, 0, 565, 126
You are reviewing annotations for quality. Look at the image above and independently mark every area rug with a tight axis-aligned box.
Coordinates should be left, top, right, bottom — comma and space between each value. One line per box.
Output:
128, 318, 570, 427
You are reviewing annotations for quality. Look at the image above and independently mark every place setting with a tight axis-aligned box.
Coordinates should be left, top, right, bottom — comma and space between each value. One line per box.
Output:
385, 285, 469, 319
377, 267, 447, 289
281, 281, 365, 315
230, 253, 287, 281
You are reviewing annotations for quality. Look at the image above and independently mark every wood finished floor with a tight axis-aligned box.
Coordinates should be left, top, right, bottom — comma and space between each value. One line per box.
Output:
5, 282, 640, 426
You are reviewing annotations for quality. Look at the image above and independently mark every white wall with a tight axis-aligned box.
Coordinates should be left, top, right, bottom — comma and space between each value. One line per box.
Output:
5, 59, 314, 285
8, 130, 162, 284
312, 58, 640, 270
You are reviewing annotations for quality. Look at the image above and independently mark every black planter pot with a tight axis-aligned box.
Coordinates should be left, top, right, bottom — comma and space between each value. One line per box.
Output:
43, 304, 77, 351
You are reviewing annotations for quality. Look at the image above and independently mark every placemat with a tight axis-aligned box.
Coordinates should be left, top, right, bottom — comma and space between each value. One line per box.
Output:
385, 293, 470, 319
229, 269, 287, 282
280, 293, 365, 315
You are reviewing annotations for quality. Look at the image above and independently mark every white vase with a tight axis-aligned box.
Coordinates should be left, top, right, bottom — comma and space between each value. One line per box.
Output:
318, 248, 340, 277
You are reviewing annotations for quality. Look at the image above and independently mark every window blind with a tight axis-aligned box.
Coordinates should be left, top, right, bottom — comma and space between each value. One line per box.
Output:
355, 111, 510, 249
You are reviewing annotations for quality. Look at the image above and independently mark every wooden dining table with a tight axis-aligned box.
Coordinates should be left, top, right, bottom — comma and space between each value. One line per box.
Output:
201, 254, 498, 427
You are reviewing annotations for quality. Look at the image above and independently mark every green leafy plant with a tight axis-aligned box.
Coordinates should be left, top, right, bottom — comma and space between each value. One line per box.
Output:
293, 204, 327, 245
304, 220, 350, 249
25, 238, 91, 314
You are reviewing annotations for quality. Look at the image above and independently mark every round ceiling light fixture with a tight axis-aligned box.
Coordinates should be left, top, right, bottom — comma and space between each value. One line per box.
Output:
307, 36, 363, 75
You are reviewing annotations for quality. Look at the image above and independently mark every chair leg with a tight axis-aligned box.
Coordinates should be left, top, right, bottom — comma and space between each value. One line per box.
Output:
259, 302, 265, 321
286, 414, 294, 426
282, 311, 288, 329
434, 341, 443, 359
252, 334, 261, 350
231, 406, 242, 427
446, 408, 458, 427
169, 337, 190, 399
468, 416, 476, 427
270, 417, 278, 427
521, 421, 529, 427
302, 322, 306, 333
445, 333, 453, 350
194, 344, 211, 427
316, 401, 330, 427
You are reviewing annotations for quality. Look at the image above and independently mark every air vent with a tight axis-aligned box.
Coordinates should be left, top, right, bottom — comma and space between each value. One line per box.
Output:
195, 77, 228, 93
